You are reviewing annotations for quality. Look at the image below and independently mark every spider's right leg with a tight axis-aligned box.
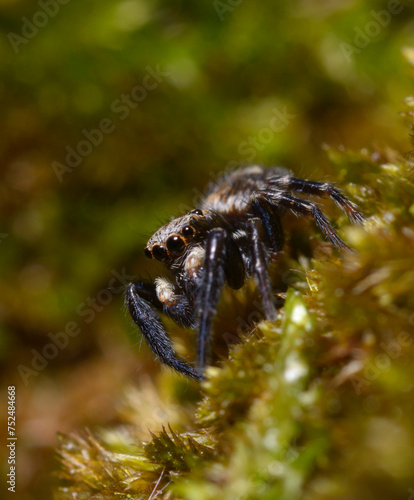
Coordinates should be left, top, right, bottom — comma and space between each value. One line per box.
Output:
125, 281, 203, 381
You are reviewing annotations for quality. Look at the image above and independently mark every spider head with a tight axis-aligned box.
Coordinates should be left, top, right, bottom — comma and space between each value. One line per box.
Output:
144, 209, 205, 264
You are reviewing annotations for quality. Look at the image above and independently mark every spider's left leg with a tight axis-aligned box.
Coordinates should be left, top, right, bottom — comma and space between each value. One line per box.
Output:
196, 228, 242, 371
269, 176, 364, 224
267, 192, 351, 250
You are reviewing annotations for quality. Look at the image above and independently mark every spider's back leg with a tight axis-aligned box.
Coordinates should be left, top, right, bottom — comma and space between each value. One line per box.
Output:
263, 192, 351, 250
268, 176, 364, 224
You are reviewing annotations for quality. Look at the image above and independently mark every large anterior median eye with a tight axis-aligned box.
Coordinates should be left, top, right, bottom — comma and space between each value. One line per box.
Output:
152, 244, 168, 262
166, 235, 186, 255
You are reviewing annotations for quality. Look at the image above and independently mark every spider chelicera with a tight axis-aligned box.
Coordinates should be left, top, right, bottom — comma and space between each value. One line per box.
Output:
125, 166, 364, 381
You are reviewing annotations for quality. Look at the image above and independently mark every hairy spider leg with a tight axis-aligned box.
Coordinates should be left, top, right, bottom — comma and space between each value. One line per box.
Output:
252, 194, 285, 251
268, 176, 365, 224
264, 192, 351, 250
196, 228, 229, 371
128, 281, 196, 328
125, 281, 203, 381
247, 218, 277, 321
223, 234, 245, 290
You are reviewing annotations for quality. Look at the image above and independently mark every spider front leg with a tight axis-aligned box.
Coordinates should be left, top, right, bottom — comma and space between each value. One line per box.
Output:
125, 281, 202, 381
196, 228, 245, 371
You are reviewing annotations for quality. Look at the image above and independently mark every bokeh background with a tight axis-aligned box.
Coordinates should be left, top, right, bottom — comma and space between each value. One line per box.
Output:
1, 0, 414, 498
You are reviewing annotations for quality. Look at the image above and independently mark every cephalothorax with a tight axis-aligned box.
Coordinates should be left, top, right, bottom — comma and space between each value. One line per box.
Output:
125, 166, 364, 380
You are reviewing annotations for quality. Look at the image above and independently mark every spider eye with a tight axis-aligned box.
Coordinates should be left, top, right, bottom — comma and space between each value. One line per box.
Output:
182, 225, 194, 237
192, 209, 203, 216
166, 235, 186, 255
144, 247, 152, 259
152, 245, 168, 262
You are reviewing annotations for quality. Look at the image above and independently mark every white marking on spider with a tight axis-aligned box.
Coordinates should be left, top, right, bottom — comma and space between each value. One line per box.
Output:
184, 246, 205, 280
232, 229, 248, 242
155, 277, 177, 307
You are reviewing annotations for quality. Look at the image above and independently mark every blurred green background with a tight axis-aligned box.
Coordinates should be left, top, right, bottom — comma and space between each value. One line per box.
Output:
0, 0, 414, 498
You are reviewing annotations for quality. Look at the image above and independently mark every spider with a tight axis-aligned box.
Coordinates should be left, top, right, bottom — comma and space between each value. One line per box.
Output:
125, 166, 364, 381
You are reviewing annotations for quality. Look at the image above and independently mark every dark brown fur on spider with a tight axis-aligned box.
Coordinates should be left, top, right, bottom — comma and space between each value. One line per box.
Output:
125, 166, 364, 381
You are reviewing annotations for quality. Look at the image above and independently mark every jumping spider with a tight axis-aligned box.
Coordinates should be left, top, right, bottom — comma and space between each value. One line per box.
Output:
126, 166, 364, 381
